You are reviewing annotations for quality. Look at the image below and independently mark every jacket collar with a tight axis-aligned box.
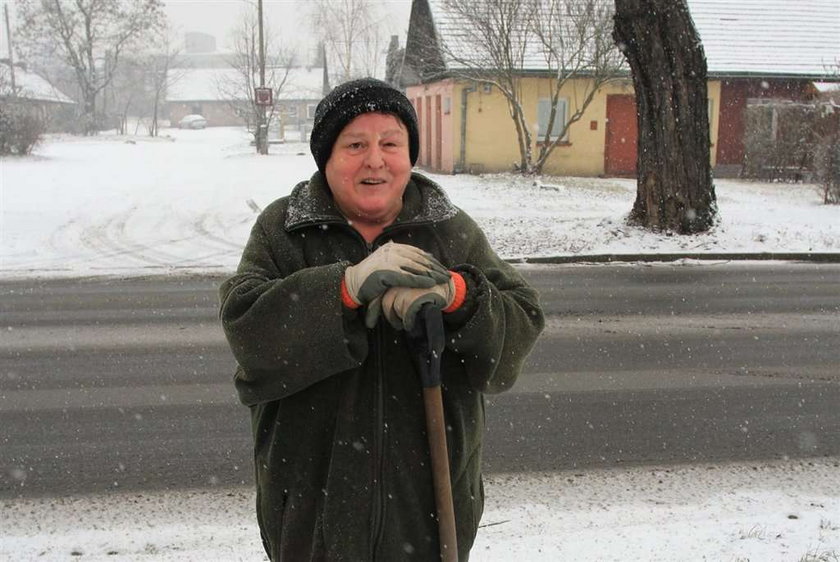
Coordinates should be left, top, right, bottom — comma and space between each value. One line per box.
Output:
284, 171, 458, 232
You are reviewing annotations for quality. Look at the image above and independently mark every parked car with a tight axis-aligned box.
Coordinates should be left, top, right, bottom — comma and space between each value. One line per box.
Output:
178, 114, 207, 129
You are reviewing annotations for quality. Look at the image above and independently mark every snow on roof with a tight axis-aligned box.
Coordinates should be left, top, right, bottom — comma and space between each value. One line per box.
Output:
166, 66, 325, 102
425, 0, 840, 78
0, 65, 75, 104
426, 0, 556, 72
689, 0, 839, 77
814, 81, 840, 93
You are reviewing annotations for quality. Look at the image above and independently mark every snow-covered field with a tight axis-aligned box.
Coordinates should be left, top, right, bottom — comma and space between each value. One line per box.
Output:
1, 126, 838, 279
2, 127, 839, 560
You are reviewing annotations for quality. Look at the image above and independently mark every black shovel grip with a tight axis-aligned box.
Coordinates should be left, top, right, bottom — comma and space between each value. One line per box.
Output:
407, 303, 446, 388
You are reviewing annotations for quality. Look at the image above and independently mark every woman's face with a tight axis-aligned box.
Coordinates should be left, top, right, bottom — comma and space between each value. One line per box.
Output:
324, 112, 412, 228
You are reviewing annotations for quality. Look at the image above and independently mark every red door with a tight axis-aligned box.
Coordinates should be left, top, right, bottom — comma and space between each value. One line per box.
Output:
605, 95, 638, 176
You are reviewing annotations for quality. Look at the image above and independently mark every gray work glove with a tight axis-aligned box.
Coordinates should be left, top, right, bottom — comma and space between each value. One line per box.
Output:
366, 278, 456, 331
344, 241, 450, 308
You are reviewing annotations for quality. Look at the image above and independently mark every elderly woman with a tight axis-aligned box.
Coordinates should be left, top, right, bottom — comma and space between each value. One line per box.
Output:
220, 78, 544, 561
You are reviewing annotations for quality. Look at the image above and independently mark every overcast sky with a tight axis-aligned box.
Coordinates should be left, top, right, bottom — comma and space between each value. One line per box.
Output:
164, 0, 414, 53
1, 1, 413, 58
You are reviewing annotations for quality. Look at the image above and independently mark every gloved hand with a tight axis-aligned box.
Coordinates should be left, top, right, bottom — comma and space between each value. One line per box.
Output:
366, 277, 456, 331
344, 241, 450, 307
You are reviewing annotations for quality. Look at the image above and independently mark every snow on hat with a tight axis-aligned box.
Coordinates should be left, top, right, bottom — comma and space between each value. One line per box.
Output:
310, 78, 419, 174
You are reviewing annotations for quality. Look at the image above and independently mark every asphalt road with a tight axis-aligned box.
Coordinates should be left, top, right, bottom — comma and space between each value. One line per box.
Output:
1, 262, 839, 499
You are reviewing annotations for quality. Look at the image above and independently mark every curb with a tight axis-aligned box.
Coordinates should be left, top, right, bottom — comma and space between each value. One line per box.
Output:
506, 253, 840, 265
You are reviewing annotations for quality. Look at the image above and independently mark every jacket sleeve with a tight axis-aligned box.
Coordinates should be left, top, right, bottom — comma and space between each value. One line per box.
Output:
442, 214, 545, 394
219, 219, 369, 406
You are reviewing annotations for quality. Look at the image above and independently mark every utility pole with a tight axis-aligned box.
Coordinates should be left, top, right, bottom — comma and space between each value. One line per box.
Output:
4, 3, 16, 95
257, 0, 267, 154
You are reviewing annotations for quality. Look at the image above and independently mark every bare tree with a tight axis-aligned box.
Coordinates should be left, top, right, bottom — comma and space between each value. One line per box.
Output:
107, 56, 143, 134
15, 0, 165, 135
142, 30, 184, 137
439, 0, 537, 172
310, 0, 383, 82
817, 59, 840, 205
436, 0, 621, 174
613, 0, 717, 233
97, 25, 182, 136
531, 0, 623, 171
217, 9, 295, 153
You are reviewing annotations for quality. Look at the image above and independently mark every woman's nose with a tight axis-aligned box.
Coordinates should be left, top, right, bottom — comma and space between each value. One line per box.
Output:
364, 145, 385, 168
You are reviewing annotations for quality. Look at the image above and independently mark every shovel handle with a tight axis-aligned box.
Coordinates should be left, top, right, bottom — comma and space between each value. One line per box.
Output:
408, 304, 459, 561
407, 303, 446, 388
424, 386, 459, 562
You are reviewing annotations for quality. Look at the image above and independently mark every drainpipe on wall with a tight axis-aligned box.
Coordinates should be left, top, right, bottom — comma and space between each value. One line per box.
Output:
457, 84, 476, 173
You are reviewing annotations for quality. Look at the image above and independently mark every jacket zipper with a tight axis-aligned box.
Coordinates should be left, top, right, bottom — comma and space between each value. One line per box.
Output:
334, 225, 432, 560
353, 235, 385, 561
366, 230, 416, 561
366, 226, 437, 559
371, 322, 387, 560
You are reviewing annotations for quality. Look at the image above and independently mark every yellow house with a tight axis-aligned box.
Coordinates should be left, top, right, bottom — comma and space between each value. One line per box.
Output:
405, 76, 721, 176
400, 0, 837, 177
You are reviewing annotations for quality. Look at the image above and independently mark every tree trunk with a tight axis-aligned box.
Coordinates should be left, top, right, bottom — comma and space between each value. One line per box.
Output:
151, 94, 159, 137
613, 0, 717, 233
507, 95, 531, 173
82, 92, 97, 136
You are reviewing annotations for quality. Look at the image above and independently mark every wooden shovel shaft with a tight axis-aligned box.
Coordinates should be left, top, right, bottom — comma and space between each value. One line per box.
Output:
423, 386, 458, 562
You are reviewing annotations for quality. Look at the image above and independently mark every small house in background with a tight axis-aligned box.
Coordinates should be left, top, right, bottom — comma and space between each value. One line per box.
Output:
165, 65, 327, 141
166, 66, 245, 127
400, 0, 840, 178
165, 36, 329, 142
0, 63, 76, 131
268, 66, 328, 142
693, 0, 840, 178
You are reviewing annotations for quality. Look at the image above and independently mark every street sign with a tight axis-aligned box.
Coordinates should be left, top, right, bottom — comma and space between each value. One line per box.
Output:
255, 87, 273, 106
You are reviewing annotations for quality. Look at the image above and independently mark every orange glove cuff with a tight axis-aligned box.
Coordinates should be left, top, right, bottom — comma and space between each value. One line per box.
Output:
340, 277, 361, 309
443, 271, 467, 313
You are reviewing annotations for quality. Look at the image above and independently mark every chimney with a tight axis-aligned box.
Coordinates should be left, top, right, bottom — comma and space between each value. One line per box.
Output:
320, 43, 330, 95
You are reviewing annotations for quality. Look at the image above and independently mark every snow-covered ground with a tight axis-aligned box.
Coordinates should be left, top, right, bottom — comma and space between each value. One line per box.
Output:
2, 128, 839, 560
1, 126, 838, 279
2, 458, 838, 561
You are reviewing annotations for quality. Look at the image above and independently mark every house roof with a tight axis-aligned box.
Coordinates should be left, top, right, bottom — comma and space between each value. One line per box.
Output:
418, 0, 840, 79
689, 0, 839, 77
0, 65, 75, 104
166, 66, 326, 102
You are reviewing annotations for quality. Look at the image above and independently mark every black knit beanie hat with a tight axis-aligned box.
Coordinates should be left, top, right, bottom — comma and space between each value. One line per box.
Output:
310, 78, 420, 174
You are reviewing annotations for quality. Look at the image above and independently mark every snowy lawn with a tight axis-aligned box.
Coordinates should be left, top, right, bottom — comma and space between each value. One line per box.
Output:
1, 126, 838, 279
2, 457, 838, 561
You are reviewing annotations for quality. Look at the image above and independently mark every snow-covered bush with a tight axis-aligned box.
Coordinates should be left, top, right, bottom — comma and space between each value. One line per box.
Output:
743, 102, 816, 182
815, 132, 840, 204
0, 104, 45, 155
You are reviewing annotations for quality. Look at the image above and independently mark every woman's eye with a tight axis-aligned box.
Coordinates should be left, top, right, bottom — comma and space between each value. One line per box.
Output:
348, 142, 363, 150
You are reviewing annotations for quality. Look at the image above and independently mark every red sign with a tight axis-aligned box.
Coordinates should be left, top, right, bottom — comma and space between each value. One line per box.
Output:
255, 87, 273, 106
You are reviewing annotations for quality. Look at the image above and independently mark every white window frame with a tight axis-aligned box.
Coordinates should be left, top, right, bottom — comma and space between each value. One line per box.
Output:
537, 98, 569, 142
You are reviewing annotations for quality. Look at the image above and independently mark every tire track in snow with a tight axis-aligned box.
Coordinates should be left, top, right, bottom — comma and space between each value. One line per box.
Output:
191, 211, 249, 251
78, 207, 188, 267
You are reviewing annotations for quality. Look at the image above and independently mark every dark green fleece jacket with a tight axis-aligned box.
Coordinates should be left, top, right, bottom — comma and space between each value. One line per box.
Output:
220, 172, 544, 561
